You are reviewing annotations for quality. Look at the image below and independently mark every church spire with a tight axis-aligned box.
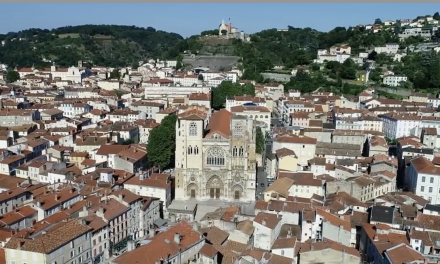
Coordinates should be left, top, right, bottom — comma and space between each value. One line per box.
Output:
222, 19, 225, 25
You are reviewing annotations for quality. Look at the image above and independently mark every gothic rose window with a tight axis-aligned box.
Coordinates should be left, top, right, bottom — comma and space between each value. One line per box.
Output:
206, 147, 225, 166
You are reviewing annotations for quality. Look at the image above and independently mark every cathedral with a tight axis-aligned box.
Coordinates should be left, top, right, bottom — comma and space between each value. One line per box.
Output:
174, 109, 257, 202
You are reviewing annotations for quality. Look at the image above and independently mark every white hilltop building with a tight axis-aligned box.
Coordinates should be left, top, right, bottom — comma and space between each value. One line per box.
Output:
218, 19, 250, 42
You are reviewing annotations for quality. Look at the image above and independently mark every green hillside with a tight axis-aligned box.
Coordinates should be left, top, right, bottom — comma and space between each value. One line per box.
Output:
0, 25, 184, 68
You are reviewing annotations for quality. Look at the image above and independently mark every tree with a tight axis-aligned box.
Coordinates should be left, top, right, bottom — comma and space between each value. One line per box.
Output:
200, 29, 218, 36
147, 115, 177, 170
176, 60, 183, 70
368, 51, 378, 61
114, 89, 124, 98
310, 64, 320, 71
337, 76, 342, 86
284, 71, 334, 94
109, 68, 120, 79
212, 81, 255, 109
256, 127, 265, 155
221, 30, 227, 35
5, 70, 19, 83
131, 61, 138, 69
374, 18, 382, 24
434, 12, 440, 21
370, 68, 382, 83
340, 59, 357, 80
0, 25, 184, 68
430, 58, 440, 88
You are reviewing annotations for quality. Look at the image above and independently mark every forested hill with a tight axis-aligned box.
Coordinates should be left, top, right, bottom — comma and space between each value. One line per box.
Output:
0, 25, 184, 68
233, 26, 400, 80
178, 24, 403, 80
0, 22, 426, 73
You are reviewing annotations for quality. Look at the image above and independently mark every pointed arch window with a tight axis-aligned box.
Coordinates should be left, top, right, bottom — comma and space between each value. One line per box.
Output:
187, 146, 193, 155
233, 146, 238, 157
239, 146, 244, 157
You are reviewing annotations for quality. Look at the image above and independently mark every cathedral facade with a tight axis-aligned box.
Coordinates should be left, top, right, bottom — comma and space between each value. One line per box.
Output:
174, 109, 257, 202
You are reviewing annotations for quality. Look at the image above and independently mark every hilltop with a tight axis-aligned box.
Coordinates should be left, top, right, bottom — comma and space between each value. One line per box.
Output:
1, 14, 440, 86
0, 25, 184, 68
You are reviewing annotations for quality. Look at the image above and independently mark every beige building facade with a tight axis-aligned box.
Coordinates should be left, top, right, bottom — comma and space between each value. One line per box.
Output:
174, 109, 257, 202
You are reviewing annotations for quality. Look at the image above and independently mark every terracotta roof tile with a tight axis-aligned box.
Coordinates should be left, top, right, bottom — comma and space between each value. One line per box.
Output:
4, 219, 91, 253
113, 221, 202, 264
205, 109, 233, 138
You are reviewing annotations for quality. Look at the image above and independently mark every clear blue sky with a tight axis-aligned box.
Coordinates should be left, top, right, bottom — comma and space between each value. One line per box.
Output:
1, 3, 440, 37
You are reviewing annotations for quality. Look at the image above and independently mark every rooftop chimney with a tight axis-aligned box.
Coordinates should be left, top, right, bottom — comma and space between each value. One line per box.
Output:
97, 207, 105, 216
18, 241, 25, 249
174, 233, 181, 245
262, 218, 267, 226
287, 228, 292, 238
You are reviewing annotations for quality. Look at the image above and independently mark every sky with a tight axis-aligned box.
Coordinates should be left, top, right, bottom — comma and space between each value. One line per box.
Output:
1, 3, 440, 37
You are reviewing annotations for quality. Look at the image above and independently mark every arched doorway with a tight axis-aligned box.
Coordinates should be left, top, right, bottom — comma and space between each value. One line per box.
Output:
232, 184, 243, 200
187, 183, 197, 199
206, 176, 223, 199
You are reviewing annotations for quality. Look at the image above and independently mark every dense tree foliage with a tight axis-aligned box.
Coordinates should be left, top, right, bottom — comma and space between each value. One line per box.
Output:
200, 29, 218, 36
233, 28, 319, 80
109, 68, 120, 79
256, 127, 265, 155
147, 115, 177, 170
325, 59, 358, 80
0, 25, 183, 68
218, 26, 400, 82
284, 70, 338, 94
5, 70, 19, 83
391, 51, 440, 89
212, 81, 255, 109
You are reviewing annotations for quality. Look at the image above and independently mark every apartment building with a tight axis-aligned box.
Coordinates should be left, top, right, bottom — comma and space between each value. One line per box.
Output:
88, 198, 131, 254
111, 221, 204, 264
0, 184, 36, 215
56, 102, 92, 118
407, 156, 440, 203
129, 101, 165, 120
33, 187, 81, 220
225, 95, 266, 111
107, 109, 146, 123
380, 114, 421, 139
0, 109, 40, 126
4, 219, 93, 264
124, 173, 171, 216
272, 135, 317, 168
383, 75, 408, 87
230, 105, 271, 129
